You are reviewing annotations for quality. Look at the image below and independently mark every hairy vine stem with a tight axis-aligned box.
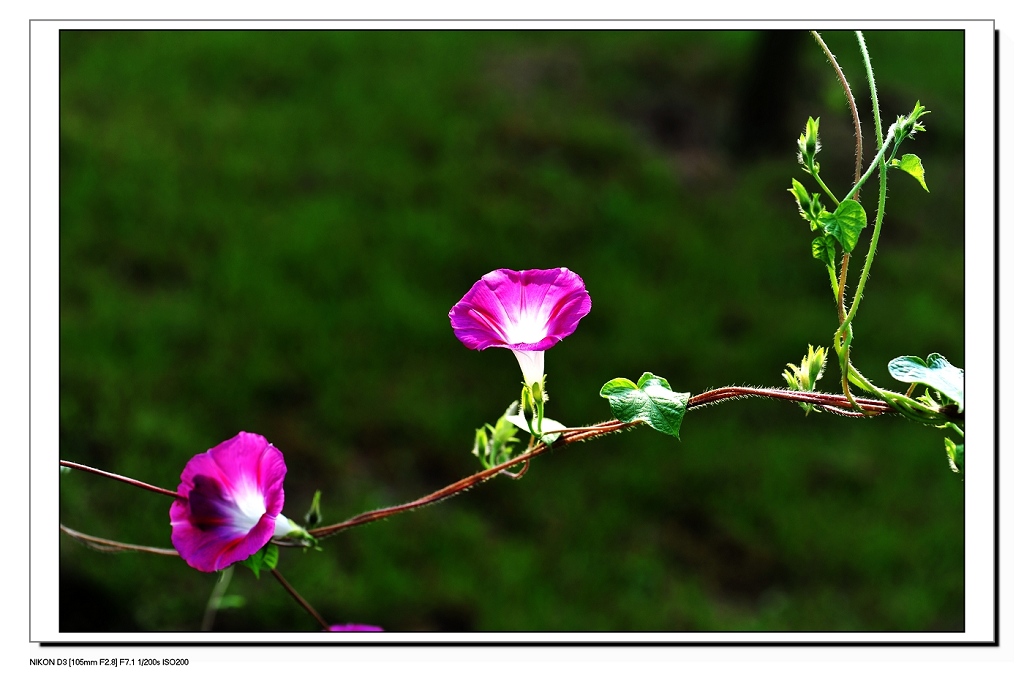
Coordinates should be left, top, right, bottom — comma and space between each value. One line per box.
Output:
58, 376, 903, 629
59, 386, 897, 550
59, 461, 184, 500
811, 30, 866, 413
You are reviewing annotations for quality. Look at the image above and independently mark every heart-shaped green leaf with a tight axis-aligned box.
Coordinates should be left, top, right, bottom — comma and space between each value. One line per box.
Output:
887, 353, 963, 411
599, 372, 689, 439
820, 199, 868, 253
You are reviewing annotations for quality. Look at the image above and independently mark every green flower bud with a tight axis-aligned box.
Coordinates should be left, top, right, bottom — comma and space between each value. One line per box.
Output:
790, 179, 824, 229
892, 101, 929, 143
782, 346, 827, 415
804, 344, 827, 385
472, 427, 490, 461
531, 381, 544, 404
790, 179, 813, 214
797, 116, 821, 171
304, 489, 323, 528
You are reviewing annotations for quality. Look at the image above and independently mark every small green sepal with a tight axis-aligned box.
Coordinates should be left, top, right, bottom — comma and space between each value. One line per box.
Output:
531, 381, 544, 403
944, 437, 964, 474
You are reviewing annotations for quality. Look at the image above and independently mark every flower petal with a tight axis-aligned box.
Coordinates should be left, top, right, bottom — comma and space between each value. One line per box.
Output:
512, 349, 545, 388
449, 268, 591, 352
170, 432, 287, 573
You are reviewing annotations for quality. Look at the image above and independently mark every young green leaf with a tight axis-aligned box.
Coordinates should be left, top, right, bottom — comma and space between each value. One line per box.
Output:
473, 402, 524, 467
782, 345, 827, 415
819, 200, 868, 253
810, 235, 837, 264
887, 353, 964, 411
599, 372, 689, 439
789, 179, 823, 230
238, 543, 279, 579
893, 154, 929, 192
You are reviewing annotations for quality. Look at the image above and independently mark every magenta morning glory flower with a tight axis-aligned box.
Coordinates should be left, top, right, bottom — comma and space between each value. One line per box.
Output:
449, 268, 592, 390
170, 432, 299, 573
328, 624, 384, 632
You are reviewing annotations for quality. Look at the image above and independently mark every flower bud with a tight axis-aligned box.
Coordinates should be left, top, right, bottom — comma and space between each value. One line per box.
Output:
797, 117, 821, 171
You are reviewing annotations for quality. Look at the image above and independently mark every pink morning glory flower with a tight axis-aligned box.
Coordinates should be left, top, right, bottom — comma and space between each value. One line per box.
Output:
328, 624, 384, 632
170, 432, 299, 573
449, 268, 592, 390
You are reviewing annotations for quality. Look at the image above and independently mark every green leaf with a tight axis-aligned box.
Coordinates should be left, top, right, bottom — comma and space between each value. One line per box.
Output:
263, 543, 279, 570
789, 179, 823, 230
819, 199, 867, 253
944, 437, 964, 474
789, 178, 812, 220
492, 405, 521, 444
810, 235, 836, 264
506, 412, 566, 446
599, 372, 690, 439
887, 353, 964, 411
238, 543, 279, 579
893, 153, 929, 192
473, 403, 524, 468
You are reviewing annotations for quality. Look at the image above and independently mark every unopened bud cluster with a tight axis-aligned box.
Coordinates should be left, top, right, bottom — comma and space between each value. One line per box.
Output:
783, 345, 828, 415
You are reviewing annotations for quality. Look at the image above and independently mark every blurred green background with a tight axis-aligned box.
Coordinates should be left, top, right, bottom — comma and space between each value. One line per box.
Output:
58, 30, 965, 633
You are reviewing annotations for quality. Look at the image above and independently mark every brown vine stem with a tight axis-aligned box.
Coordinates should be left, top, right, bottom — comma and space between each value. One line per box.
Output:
57, 387, 897, 631
270, 568, 331, 631
59, 387, 896, 549
60, 460, 184, 500
61, 525, 332, 632
60, 524, 179, 556
810, 30, 863, 196
299, 387, 895, 544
